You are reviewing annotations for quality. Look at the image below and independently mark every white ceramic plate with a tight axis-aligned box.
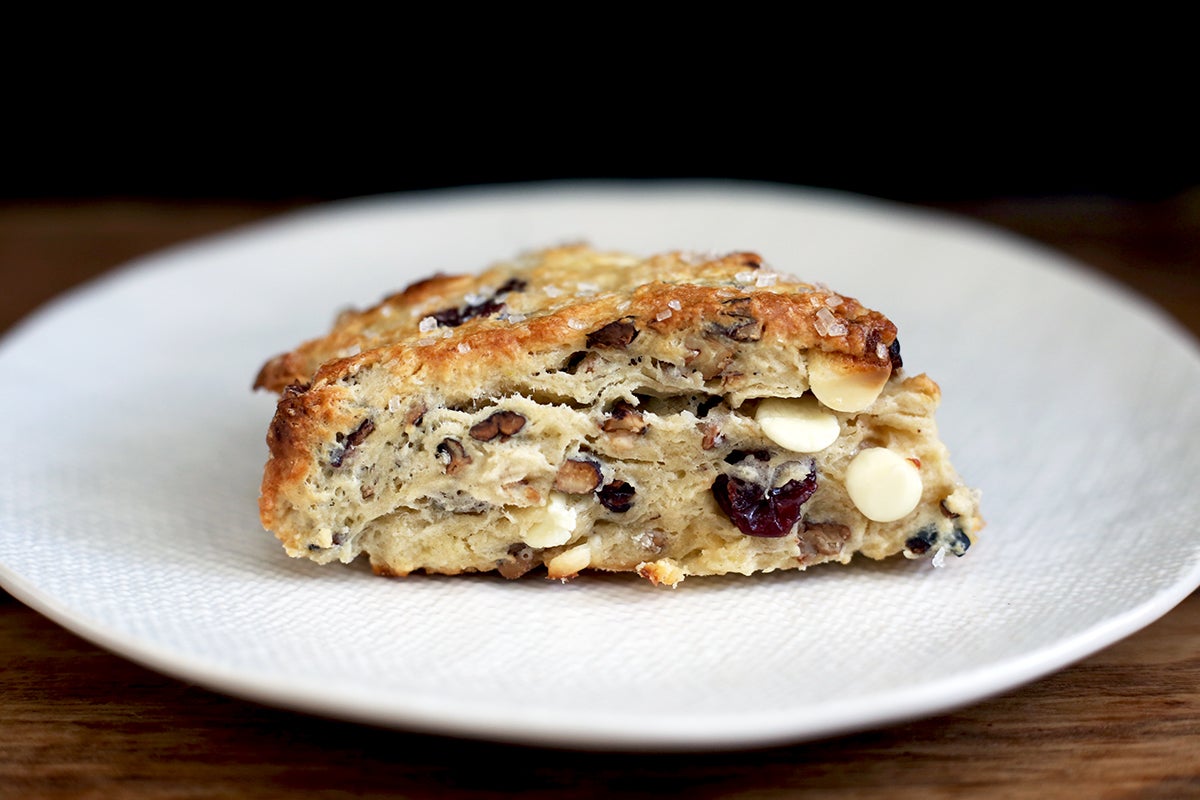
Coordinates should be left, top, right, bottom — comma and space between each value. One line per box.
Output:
2, 182, 1199, 750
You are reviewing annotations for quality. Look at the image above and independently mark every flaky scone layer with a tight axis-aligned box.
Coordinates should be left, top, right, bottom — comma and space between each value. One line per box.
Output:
256, 245, 982, 585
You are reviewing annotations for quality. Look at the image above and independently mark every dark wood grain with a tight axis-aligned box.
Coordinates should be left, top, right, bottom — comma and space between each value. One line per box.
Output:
1, 193, 1198, 799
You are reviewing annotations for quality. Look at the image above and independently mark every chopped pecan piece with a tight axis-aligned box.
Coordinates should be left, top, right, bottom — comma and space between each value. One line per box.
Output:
709, 297, 763, 342
601, 401, 647, 435
329, 418, 375, 468
700, 421, 724, 450
635, 529, 669, 554
866, 328, 904, 369
554, 459, 602, 494
435, 438, 472, 475
469, 411, 527, 442
406, 402, 427, 428
586, 317, 639, 349
798, 521, 850, 558
345, 418, 374, 448
497, 543, 537, 579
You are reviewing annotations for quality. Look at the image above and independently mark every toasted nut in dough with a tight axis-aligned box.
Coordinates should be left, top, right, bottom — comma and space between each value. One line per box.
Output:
547, 540, 592, 579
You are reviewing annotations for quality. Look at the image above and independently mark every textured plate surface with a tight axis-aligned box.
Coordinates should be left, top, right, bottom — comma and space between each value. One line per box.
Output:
2, 182, 1199, 750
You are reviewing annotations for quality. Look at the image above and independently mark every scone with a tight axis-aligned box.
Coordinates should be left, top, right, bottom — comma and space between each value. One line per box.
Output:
255, 245, 982, 586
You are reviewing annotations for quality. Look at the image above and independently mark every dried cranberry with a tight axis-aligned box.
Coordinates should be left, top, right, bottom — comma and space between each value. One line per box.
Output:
906, 525, 970, 556
905, 526, 938, 554
711, 470, 816, 538
432, 297, 503, 327
724, 449, 770, 464
597, 480, 636, 513
950, 528, 971, 555
495, 277, 527, 295
902, 525, 969, 556
431, 279, 526, 327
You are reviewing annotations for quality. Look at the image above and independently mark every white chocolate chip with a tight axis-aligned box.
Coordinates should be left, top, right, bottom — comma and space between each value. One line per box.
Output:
546, 540, 591, 579
755, 395, 840, 453
845, 447, 923, 522
521, 492, 578, 548
807, 350, 890, 412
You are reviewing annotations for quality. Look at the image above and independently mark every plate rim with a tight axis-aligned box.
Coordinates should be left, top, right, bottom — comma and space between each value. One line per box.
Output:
4, 556, 1197, 751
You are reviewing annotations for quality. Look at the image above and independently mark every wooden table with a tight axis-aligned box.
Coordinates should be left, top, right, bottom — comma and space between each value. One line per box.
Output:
2, 193, 1198, 798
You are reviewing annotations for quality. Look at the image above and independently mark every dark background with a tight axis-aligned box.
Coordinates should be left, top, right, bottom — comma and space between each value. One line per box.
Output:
7, 18, 1196, 206
8, 83, 1196, 206
9, 138, 1195, 205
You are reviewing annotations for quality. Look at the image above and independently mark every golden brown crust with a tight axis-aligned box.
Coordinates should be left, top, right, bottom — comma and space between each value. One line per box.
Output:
259, 383, 355, 552
255, 245, 897, 395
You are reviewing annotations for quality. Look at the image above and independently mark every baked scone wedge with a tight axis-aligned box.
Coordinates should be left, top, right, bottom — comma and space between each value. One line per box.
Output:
255, 245, 982, 586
